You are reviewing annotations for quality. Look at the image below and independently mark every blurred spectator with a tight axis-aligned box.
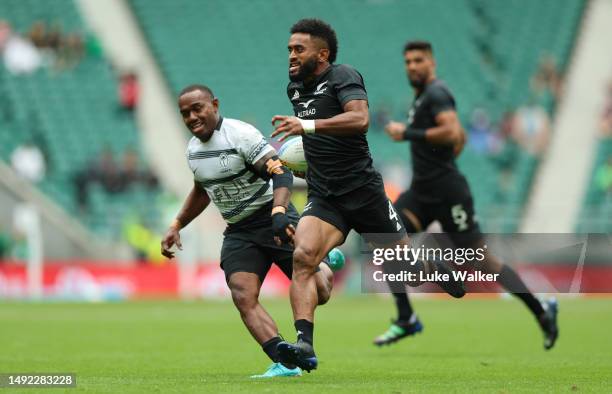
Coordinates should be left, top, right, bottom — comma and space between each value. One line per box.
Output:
25, 21, 86, 71
488, 110, 521, 194
92, 148, 122, 192
531, 54, 562, 101
600, 81, 612, 137
489, 110, 516, 155
118, 149, 140, 191
55, 32, 84, 70
28, 21, 47, 48
498, 111, 515, 140
73, 147, 120, 210
2, 22, 42, 75
0, 20, 11, 52
10, 141, 46, 183
122, 214, 164, 264
117, 149, 159, 192
45, 24, 62, 51
73, 148, 158, 211
467, 107, 495, 154
118, 72, 139, 112
595, 155, 612, 195
512, 99, 550, 156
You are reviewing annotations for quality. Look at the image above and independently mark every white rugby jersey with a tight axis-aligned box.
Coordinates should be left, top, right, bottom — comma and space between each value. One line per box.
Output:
186, 117, 274, 223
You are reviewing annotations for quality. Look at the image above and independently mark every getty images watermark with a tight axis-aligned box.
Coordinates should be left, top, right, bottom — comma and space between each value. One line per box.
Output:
370, 243, 500, 284
358, 233, 612, 294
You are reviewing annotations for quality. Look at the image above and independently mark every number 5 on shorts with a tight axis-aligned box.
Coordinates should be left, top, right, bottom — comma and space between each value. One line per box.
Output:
451, 204, 468, 231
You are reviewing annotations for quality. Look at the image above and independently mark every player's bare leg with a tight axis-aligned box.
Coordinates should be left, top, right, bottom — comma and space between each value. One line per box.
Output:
227, 272, 279, 344
315, 262, 334, 305
277, 216, 344, 372
228, 272, 303, 378
291, 216, 344, 322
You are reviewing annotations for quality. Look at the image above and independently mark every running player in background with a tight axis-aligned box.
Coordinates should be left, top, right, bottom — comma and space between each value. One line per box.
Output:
377, 41, 558, 350
161, 84, 344, 378
271, 19, 465, 373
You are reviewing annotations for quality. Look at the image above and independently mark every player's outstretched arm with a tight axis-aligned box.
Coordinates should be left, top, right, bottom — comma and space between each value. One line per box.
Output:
271, 100, 369, 141
385, 110, 463, 147
309, 99, 369, 136
252, 151, 296, 245
161, 182, 210, 258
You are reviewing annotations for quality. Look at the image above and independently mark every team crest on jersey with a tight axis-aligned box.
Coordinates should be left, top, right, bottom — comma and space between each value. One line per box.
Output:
314, 81, 328, 95
291, 90, 300, 100
219, 152, 230, 173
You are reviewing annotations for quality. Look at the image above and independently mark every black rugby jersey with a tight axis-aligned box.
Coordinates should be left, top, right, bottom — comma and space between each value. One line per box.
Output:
407, 79, 461, 186
287, 64, 382, 196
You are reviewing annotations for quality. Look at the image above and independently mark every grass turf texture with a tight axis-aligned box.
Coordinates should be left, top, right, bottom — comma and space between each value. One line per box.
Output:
1, 297, 611, 393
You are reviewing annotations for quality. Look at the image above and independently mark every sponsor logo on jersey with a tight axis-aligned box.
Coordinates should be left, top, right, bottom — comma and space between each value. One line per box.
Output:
298, 99, 315, 109
314, 81, 328, 95
291, 90, 300, 100
303, 202, 313, 212
298, 108, 316, 118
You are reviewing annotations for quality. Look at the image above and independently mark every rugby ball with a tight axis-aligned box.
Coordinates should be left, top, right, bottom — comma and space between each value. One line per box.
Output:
278, 136, 307, 172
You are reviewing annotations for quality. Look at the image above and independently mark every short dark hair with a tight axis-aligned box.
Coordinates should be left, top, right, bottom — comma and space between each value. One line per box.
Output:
179, 84, 215, 99
290, 18, 338, 63
404, 40, 433, 54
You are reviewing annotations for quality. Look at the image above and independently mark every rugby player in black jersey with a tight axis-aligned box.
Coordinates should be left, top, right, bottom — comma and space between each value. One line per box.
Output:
271, 20, 465, 372
375, 40, 558, 350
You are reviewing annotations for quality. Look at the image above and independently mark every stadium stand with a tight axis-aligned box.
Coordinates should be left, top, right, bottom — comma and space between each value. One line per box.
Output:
0, 0, 161, 241
130, 0, 584, 232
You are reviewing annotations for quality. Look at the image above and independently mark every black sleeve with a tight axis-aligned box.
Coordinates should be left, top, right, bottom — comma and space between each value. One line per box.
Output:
428, 84, 456, 117
333, 65, 368, 107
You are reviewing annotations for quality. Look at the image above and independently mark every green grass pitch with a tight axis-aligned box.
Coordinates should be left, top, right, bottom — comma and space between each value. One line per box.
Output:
1, 296, 611, 393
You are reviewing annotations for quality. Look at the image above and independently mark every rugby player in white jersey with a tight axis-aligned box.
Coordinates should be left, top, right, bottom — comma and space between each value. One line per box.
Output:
161, 84, 343, 378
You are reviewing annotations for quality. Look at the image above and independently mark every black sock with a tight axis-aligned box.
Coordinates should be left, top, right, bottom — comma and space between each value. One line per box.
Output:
262, 336, 296, 369
262, 336, 282, 362
295, 319, 314, 345
498, 265, 545, 317
392, 291, 414, 322
383, 259, 417, 322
